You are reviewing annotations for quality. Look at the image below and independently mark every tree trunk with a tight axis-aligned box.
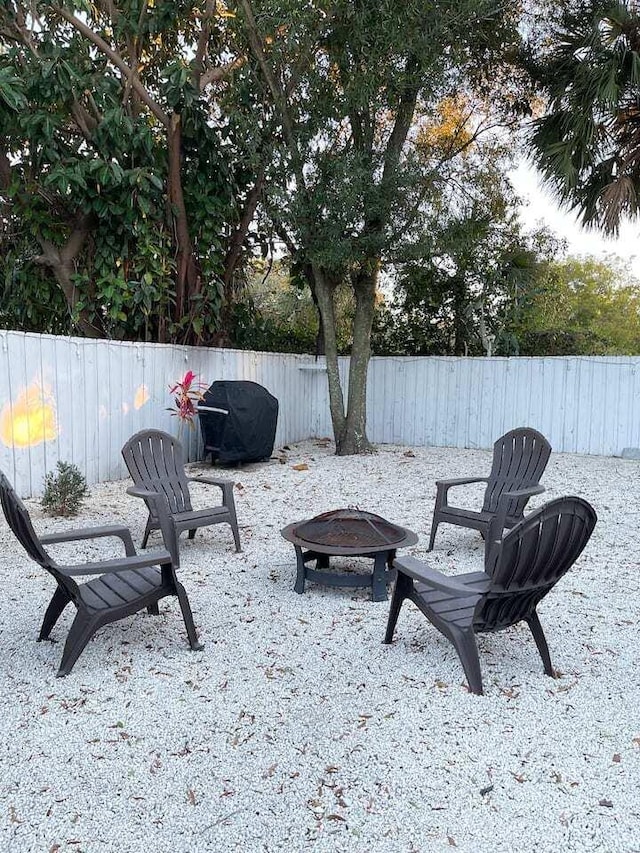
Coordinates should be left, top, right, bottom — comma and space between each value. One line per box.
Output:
301, 262, 325, 356
167, 111, 199, 326
223, 166, 265, 296
340, 266, 376, 455
453, 278, 467, 355
35, 219, 104, 338
312, 263, 377, 456
478, 303, 495, 356
312, 264, 346, 442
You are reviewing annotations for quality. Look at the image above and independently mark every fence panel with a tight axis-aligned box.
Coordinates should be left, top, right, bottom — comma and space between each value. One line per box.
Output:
365, 355, 640, 456
0, 332, 329, 496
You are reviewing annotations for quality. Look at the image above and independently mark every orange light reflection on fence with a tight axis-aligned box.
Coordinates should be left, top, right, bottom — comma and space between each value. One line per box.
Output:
0, 382, 58, 448
134, 385, 150, 410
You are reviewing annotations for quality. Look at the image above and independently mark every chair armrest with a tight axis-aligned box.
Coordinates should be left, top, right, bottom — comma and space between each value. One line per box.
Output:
60, 549, 173, 577
127, 486, 161, 502
186, 477, 236, 507
187, 477, 236, 511
40, 525, 136, 556
435, 476, 488, 488
492, 484, 546, 530
434, 476, 488, 508
126, 486, 179, 564
186, 476, 234, 490
501, 484, 546, 502
394, 555, 490, 596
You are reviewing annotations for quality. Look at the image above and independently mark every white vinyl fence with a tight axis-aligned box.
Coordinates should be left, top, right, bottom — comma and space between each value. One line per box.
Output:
365, 354, 640, 458
1, 330, 640, 496
0, 331, 339, 497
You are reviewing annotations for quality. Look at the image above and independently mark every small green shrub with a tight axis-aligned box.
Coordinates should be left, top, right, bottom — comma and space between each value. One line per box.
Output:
42, 461, 88, 517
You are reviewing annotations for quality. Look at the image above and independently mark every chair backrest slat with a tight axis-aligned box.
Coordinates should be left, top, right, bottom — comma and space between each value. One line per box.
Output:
475, 496, 596, 632
122, 430, 192, 514
483, 428, 552, 517
0, 471, 51, 567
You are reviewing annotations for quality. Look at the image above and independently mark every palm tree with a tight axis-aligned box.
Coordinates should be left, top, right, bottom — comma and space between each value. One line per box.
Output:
529, 1, 640, 233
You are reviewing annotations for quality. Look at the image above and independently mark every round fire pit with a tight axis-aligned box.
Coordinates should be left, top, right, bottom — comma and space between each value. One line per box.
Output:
281, 508, 417, 602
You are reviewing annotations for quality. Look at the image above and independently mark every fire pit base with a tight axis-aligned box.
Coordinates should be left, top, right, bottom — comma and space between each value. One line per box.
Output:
281, 510, 418, 602
294, 547, 397, 601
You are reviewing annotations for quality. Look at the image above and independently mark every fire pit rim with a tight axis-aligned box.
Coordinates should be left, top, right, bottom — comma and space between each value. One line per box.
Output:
281, 507, 417, 555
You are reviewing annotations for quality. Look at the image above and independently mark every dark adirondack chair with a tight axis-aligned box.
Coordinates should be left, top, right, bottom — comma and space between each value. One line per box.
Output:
122, 429, 241, 552
385, 494, 597, 694
428, 427, 552, 551
0, 470, 203, 677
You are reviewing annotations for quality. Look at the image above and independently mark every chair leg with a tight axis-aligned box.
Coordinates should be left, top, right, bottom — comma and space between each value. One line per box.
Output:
449, 627, 484, 695
56, 611, 101, 677
526, 612, 554, 677
221, 483, 241, 552
427, 514, 440, 551
384, 572, 412, 644
229, 507, 241, 552
230, 521, 241, 553
38, 586, 71, 641
147, 602, 160, 615
141, 518, 153, 549
175, 582, 204, 651
187, 529, 196, 540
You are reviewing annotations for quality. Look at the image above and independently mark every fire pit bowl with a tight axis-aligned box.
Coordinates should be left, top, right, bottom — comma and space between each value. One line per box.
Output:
281, 508, 417, 602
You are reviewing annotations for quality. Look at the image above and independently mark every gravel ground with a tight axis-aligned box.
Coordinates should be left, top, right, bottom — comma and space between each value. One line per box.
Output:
0, 439, 639, 853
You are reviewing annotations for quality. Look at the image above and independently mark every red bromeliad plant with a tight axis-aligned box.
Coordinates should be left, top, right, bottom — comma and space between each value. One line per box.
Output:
167, 370, 207, 429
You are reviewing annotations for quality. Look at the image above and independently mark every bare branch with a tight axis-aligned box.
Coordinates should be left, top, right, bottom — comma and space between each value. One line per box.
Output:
34, 216, 105, 338
223, 164, 266, 287
238, 0, 307, 191
199, 57, 245, 89
70, 101, 98, 141
380, 56, 420, 191
388, 120, 512, 246
119, 0, 148, 112
54, 5, 169, 127
1, 1, 40, 55
0, 145, 11, 191
193, 0, 217, 90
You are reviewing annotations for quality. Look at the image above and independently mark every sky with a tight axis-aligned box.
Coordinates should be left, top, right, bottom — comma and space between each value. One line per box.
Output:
510, 161, 640, 278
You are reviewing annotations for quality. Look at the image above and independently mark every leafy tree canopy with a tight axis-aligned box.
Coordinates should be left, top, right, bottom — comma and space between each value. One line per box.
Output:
509, 255, 640, 355
527, 0, 640, 233
231, 0, 527, 452
0, 1, 258, 343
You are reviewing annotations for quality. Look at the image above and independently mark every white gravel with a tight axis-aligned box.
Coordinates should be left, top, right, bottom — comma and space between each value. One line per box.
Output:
0, 439, 639, 853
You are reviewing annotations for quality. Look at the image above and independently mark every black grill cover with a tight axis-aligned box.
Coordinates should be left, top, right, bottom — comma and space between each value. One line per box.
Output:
198, 380, 278, 464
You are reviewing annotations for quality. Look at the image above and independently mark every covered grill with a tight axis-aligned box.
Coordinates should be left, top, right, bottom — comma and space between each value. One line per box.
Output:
198, 380, 278, 465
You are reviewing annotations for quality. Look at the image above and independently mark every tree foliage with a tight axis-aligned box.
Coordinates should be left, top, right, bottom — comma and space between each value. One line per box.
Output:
372, 119, 558, 358
527, 0, 640, 233
232, 0, 525, 453
508, 255, 640, 354
231, 259, 355, 354
0, 1, 259, 343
